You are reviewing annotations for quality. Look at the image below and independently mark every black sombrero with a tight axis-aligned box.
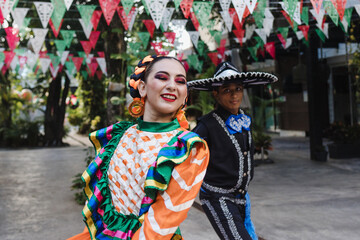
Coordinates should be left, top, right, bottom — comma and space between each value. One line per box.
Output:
188, 62, 278, 91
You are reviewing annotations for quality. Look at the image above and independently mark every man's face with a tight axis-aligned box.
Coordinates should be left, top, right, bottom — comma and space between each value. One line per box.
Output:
213, 83, 244, 115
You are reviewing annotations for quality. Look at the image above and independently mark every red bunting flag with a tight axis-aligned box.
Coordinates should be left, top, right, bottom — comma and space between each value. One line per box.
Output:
160, 50, 170, 55
0, 8, 4, 24
50, 63, 63, 78
233, 29, 245, 46
177, 53, 184, 61
96, 69, 102, 80
208, 52, 220, 66
189, 12, 200, 31
39, 50, 48, 58
310, 0, 324, 14
3, 51, 16, 69
220, 39, 227, 48
49, 19, 63, 38
264, 42, 276, 59
89, 31, 101, 49
180, 0, 193, 19
164, 32, 176, 44
330, 0, 347, 21
72, 57, 84, 71
80, 41, 92, 56
5, 27, 20, 50
18, 56, 27, 68
91, 10, 103, 30
281, 10, 295, 29
99, 0, 121, 25
88, 61, 98, 77
258, 47, 265, 58
277, 33, 287, 48
298, 25, 310, 41
97, 52, 105, 57
150, 42, 163, 55
143, 20, 156, 38
229, 8, 244, 30
117, 6, 137, 30
217, 47, 226, 61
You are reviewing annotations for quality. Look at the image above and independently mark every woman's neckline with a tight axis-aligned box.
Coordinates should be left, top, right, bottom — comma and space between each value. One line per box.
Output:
136, 118, 180, 132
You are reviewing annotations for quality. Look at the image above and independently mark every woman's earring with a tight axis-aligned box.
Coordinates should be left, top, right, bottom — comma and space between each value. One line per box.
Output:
128, 98, 145, 118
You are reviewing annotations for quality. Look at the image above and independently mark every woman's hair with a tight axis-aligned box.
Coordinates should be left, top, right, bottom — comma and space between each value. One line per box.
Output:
129, 55, 185, 98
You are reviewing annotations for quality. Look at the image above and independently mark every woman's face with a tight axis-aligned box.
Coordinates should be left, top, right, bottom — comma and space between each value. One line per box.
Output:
138, 58, 187, 122
213, 83, 243, 115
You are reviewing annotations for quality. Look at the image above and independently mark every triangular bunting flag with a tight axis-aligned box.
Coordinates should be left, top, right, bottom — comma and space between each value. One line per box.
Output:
12, 8, 29, 29
144, 0, 169, 29
248, 46, 259, 61
298, 25, 310, 40
117, 6, 137, 30
296, 31, 304, 40
89, 31, 101, 49
233, 29, 246, 46
10, 55, 18, 71
54, 39, 67, 54
99, 0, 121, 26
324, 0, 339, 26
255, 28, 267, 43
285, 38, 292, 49
91, 10, 102, 30
189, 12, 200, 31
161, 7, 175, 31
229, 8, 244, 30
96, 70, 103, 80
180, 0, 193, 19
245, 23, 256, 39
1, 0, 18, 20
301, 6, 309, 25
18, 55, 27, 68
50, 0, 66, 30
138, 32, 150, 48
26, 51, 39, 69
3, 51, 16, 69
65, 60, 76, 75
188, 31, 200, 48
96, 57, 107, 76
60, 51, 70, 65
81, 70, 88, 80
150, 42, 163, 55
34, 2, 54, 28
264, 42, 275, 59
49, 64, 61, 78
164, 32, 176, 44
88, 61, 98, 77
72, 57, 84, 71
121, 0, 134, 15
339, 7, 353, 33
49, 54, 60, 68
220, 0, 232, 12
277, 33, 287, 48
187, 54, 202, 72
355, 5, 360, 16
39, 57, 51, 74
77, 5, 97, 28
245, 0, 258, 13
64, 0, 73, 10
80, 41, 92, 56
174, 0, 182, 10
310, 0, 324, 14
143, 19, 156, 38
221, 10, 233, 31
49, 18, 63, 38
330, 0, 347, 20
79, 19, 93, 39
30, 28, 48, 54
60, 30, 75, 48
315, 28, 326, 42
232, 0, 247, 22
192, 1, 214, 27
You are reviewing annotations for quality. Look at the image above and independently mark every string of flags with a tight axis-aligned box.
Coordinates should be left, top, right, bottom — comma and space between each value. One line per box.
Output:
0, 0, 359, 78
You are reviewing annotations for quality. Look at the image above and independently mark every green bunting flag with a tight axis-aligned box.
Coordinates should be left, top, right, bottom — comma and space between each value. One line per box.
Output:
78, 52, 87, 65
302, 38, 309, 47
77, 5, 97, 28
81, 70, 88, 80
257, 0, 267, 16
65, 60, 76, 75
128, 42, 142, 55
121, 0, 135, 15
174, 0, 182, 10
187, 54, 202, 72
210, 30, 222, 45
248, 46, 259, 61
54, 39, 67, 54
141, 0, 150, 15
323, 1, 339, 26
0, 52, 5, 63
301, 6, 309, 26
339, 7, 354, 33
14, 48, 26, 56
192, 1, 214, 28
197, 40, 205, 56
49, 54, 61, 68
253, 10, 264, 28
254, 36, 264, 47
283, 0, 298, 19
138, 32, 150, 49
51, 0, 67, 30
278, 27, 289, 39
23, 17, 31, 28
60, 30, 75, 48
315, 28, 326, 43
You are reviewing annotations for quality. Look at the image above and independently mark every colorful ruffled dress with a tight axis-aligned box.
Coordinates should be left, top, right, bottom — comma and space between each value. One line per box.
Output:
68, 118, 209, 240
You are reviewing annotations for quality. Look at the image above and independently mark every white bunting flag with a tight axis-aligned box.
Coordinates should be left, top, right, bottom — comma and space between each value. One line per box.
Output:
280, 2, 302, 25
60, 51, 70, 65
26, 51, 39, 69
65, 70, 76, 83
219, 0, 232, 12
0, 63, 4, 71
145, 0, 169, 29
86, 54, 94, 64
50, 65, 60, 78
161, 7, 175, 31
79, 19, 93, 39
171, 19, 188, 29
317, 22, 329, 38
39, 58, 51, 74
355, 5, 360, 16
187, 31, 200, 48
220, 10, 233, 32
232, 0, 246, 22
128, 8, 138, 31
245, 24, 255, 39
285, 38, 292, 49
96, 58, 107, 76
310, 8, 325, 26
0, 0, 17, 20
245, 0, 258, 14
255, 28, 267, 43
340, 16, 350, 33
263, 9, 274, 37
296, 31, 304, 40
11, 8, 29, 29
34, 2, 54, 28
30, 28, 48, 54
10, 55, 18, 71
64, 0, 74, 11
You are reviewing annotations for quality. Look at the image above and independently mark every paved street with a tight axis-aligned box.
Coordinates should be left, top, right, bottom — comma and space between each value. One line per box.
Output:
0, 134, 359, 239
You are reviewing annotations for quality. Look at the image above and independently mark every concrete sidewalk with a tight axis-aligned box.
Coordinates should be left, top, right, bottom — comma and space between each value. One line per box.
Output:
0, 133, 359, 239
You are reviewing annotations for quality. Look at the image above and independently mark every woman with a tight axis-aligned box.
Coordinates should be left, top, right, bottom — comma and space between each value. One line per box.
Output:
188, 61, 278, 240
68, 55, 209, 240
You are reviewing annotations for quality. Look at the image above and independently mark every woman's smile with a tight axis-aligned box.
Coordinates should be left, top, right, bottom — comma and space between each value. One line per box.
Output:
161, 93, 177, 102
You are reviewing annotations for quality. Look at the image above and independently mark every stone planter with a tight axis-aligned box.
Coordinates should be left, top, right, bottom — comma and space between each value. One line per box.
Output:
327, 143, 360, 159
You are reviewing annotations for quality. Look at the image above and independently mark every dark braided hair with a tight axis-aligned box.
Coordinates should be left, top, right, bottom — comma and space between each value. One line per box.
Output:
129, 55, 185, 98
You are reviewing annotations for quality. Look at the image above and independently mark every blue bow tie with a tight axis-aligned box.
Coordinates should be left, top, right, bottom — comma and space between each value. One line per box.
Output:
225, 114, 251, 134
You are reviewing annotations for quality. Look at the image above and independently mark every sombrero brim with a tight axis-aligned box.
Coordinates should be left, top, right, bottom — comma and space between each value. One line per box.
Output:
188, 72, 278, 91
